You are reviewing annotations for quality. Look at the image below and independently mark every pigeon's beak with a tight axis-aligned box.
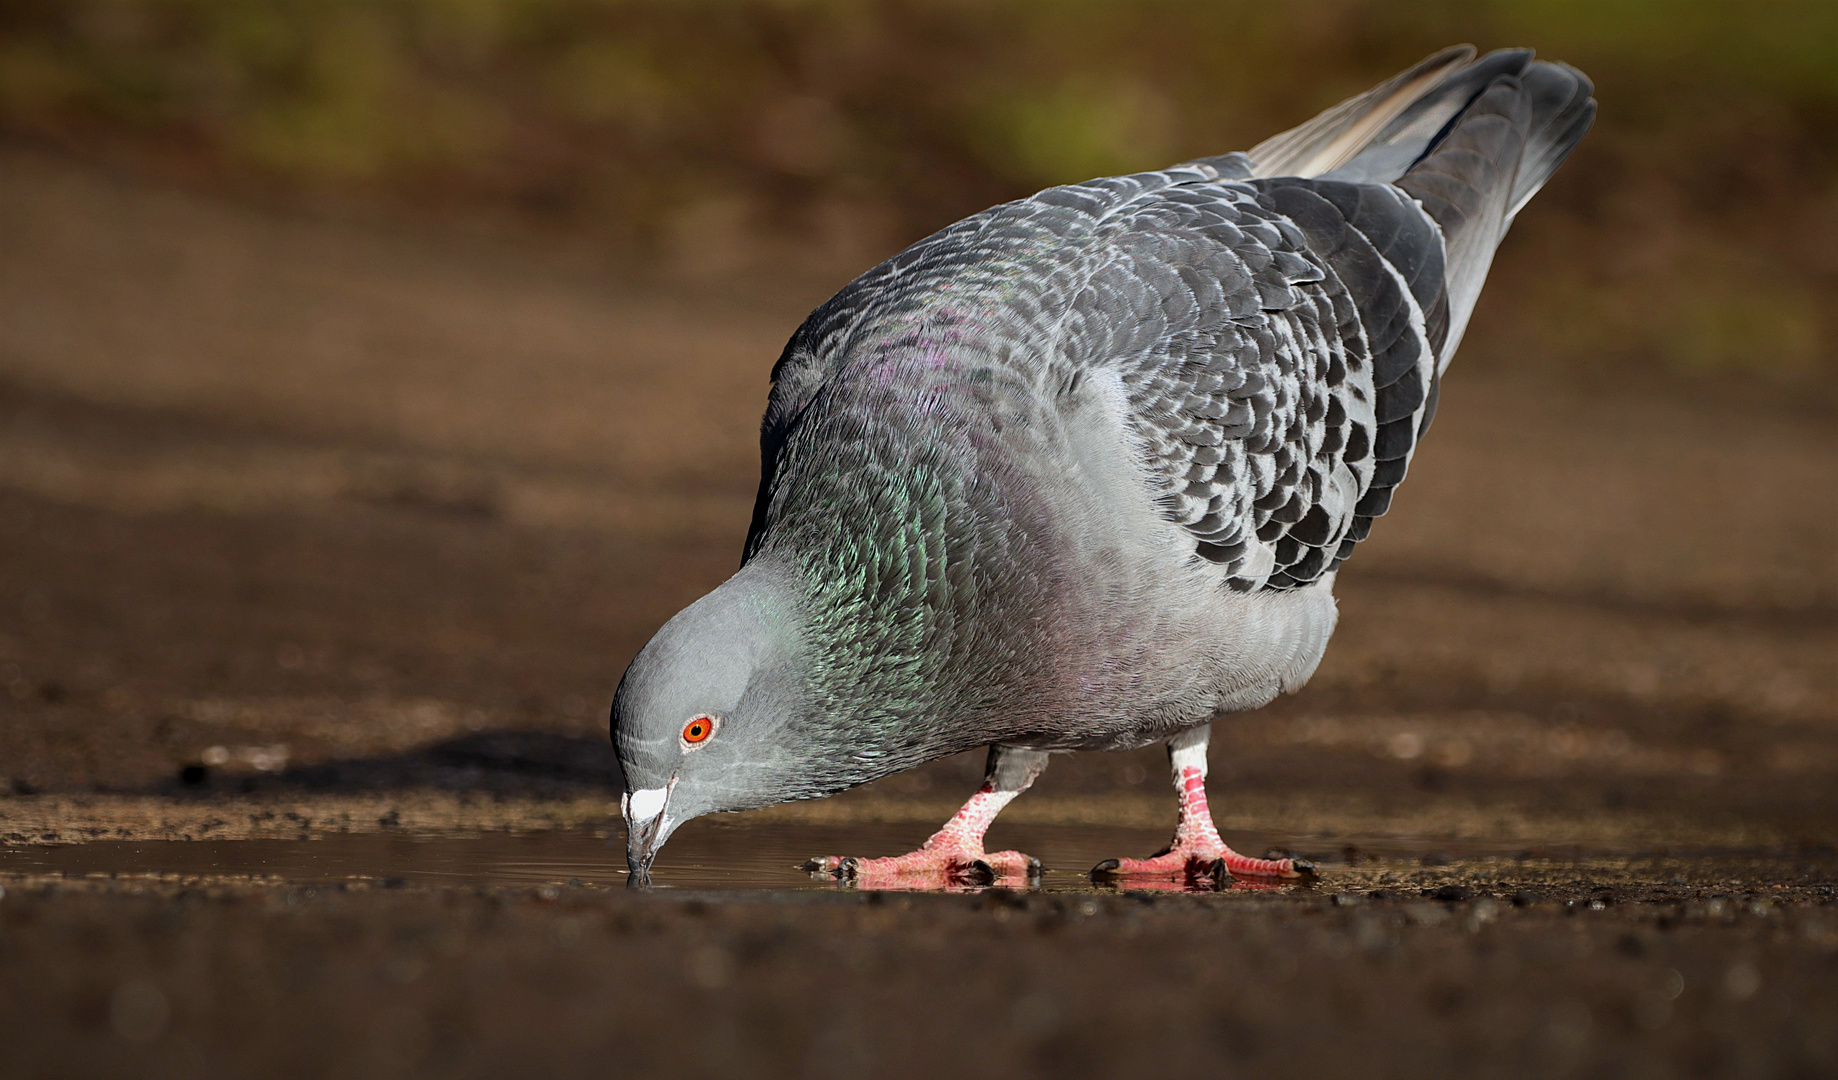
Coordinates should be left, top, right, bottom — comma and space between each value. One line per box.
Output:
622, 779, 676, 887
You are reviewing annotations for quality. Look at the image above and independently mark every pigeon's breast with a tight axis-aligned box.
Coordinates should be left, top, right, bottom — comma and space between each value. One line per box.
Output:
783, 347, 1338, 753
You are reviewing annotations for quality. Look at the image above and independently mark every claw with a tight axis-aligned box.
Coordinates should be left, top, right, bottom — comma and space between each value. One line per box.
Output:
800, 856, 845, 879
1221, 853, 1318, 882
979, 850, 1041, 883
1093, 854, 1225, 891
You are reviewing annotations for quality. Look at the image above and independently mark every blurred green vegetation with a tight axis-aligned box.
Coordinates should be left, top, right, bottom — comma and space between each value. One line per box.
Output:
1, 0, 1834, 381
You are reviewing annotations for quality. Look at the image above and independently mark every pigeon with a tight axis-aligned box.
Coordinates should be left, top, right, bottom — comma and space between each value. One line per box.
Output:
614, 46, 1594, 888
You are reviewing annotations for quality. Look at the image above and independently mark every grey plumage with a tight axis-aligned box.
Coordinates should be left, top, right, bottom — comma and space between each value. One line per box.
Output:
614, 48, 1595, 877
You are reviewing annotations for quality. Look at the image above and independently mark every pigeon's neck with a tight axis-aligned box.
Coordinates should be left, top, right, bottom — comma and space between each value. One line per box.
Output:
744, 399, 1063, 789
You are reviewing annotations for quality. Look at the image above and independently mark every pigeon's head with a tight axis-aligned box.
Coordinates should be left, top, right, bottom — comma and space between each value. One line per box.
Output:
611, 560, 810, 883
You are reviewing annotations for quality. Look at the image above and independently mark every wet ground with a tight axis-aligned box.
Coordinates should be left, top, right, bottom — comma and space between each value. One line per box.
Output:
3, 836, 1836, 1079
0, 820, 1718, 893
1, 143, 1835, 1076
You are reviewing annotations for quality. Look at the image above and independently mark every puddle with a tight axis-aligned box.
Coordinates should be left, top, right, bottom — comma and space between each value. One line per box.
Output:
0, 820, 1248, 892
9, 818, 1811, 896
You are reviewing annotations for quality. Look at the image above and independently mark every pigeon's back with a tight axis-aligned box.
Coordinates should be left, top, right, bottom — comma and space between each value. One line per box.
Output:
754, 49, 1589, 586
741, 48, 1592, 753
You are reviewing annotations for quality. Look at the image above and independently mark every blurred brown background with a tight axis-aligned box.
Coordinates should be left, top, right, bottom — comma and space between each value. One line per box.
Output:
0, 0, 1833, 848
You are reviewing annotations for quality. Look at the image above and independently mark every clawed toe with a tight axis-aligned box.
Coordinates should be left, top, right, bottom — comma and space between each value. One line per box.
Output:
805, 850, 1035, 890
1089, 854, 1218, 887
803, 855, 900, 882
982, 850, 1041, 879
1215, 852, 1319, 883
1092, 847, 1318, 888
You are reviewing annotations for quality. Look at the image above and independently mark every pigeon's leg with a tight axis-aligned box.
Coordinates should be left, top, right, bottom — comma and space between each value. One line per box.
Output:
1092, 725, 1314, 883
806, 746, 1047, 888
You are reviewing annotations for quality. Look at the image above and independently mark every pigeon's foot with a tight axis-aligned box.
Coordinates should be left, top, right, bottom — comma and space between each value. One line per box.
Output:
803, 772, 1047, 890
1090, 845, 1313, 886
1090, 757, 1318, 887
801, 849, 992, 887
804, 846, 1040, 891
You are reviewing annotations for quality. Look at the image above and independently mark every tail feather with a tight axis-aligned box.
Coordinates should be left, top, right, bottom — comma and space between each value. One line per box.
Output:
1245, 46, 1477, 180
1253, 47, 1596, 367
1394, 75, 1536, 366
1506, 61, 1596, 217
1314, 49, 1535, 186
1397, 60, 1595, 365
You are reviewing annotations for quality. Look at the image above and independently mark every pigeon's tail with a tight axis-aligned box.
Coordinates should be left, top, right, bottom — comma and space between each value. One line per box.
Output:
1244, 46, 1595, 197
1250, 46, 1594, 365
1393, 60, 1594, 364
1245, 45, 1485, 181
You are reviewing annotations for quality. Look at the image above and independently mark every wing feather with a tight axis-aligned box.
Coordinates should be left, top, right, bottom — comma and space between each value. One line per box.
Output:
753, 160, 1447, 589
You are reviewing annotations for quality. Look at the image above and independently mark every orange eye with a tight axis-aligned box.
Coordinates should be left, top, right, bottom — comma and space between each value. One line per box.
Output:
681, 716, 714, 745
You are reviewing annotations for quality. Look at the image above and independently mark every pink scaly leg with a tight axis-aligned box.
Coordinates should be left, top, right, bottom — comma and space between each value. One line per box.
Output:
1092, 725, 1314, 886
806, 746, 1047, 890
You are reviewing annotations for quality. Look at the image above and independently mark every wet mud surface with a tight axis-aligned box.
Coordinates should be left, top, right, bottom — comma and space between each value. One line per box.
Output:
7, 824, 1831, 899
1, 146, 1835, 1076
3, 844, 1837, 1079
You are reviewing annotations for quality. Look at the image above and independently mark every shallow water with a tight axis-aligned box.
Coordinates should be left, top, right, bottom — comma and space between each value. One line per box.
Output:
12, 816, 1802, 896
0, 820, 1186, 891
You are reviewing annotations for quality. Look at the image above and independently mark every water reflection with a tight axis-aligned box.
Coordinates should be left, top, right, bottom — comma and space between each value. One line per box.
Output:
0, 820, 1316, 894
